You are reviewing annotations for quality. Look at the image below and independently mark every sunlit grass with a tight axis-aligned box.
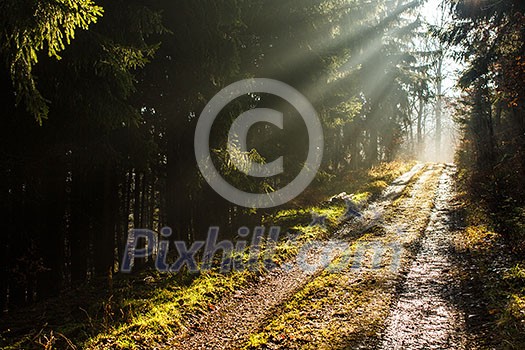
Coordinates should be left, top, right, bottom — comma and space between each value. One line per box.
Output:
87, 270, 254, 349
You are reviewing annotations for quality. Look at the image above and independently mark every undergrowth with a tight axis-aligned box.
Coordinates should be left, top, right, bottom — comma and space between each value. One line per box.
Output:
453, 166, 525, 349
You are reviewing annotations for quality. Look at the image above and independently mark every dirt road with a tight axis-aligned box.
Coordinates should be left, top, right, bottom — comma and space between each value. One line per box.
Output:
379, 165, 468, 349
169, 163, 474, 350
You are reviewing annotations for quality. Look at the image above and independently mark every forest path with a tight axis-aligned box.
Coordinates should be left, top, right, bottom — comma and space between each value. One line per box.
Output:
167, 164, 473, 350
378, 165, 469, 349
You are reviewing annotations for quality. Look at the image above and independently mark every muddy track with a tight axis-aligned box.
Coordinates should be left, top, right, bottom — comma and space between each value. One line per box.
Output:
167, 164, 427, 350
242, 164, 447, 349
379, 165, 469, 349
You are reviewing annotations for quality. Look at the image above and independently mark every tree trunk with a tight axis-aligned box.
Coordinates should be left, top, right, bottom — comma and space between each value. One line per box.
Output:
435, 53, 443, 156
417, 92, 424, 149
36, 156, 66, 299
70, 169, 89, 284
93, 162, 118, 285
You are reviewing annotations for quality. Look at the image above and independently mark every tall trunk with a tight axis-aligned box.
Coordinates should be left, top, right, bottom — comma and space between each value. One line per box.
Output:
149, 177, 156, 230
140, 173, 147, 228
368, 128, 379, 166
8, 181, 36, 309
93, 163, 117, 285
70, 169, 89, 284
0, 164, 14, 311
36, 156, 66, 299
166, 119, 194, 243
435, 53, 443, 155
417, 92, 424, 149
349, 126, 361, 170
132, 172, 147, 267
133, 172, 142, 228
7, 237, 28, 309
115, 174, 126, 270
0, 237, 6, 311
472, 81, 496, 168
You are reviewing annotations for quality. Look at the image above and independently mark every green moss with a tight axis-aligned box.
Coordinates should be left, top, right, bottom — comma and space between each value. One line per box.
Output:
246, 332, 270, 348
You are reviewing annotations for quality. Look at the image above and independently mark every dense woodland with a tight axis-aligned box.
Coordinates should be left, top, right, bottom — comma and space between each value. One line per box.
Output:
0, 0, 523, 323
449, 0, 525, 238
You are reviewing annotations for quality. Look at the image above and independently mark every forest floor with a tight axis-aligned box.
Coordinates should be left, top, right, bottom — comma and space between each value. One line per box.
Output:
5, 162, 523, 350
164, 163, 486, 349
